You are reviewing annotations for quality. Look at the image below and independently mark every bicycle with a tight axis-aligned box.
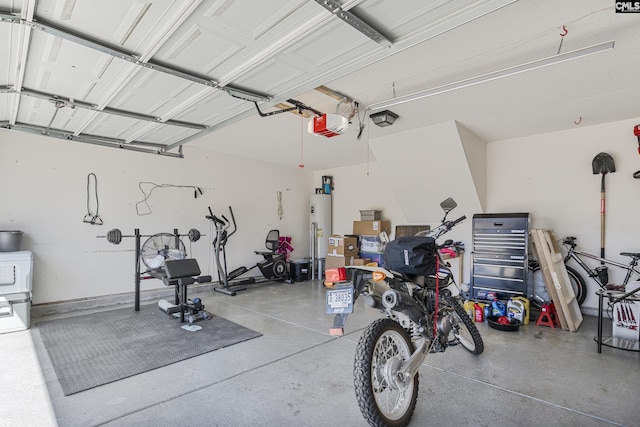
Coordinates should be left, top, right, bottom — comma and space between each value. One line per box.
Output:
528, 236, 640, 307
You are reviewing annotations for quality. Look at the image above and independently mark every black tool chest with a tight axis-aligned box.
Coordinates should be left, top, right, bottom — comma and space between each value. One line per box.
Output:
470, 213, 530, 301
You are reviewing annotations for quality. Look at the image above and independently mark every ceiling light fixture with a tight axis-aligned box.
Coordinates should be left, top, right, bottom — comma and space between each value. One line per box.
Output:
368, 40, 615, 111
370, 110, 398, 127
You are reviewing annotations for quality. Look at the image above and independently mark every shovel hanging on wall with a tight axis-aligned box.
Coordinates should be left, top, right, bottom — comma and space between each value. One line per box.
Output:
592, 152, 616, 262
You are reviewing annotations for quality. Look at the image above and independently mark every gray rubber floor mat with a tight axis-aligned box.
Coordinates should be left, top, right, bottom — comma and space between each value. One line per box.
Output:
36, 305, 262, 395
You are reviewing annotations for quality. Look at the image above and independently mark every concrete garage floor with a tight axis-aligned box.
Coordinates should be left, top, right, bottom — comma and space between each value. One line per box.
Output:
2, 279, 640, 427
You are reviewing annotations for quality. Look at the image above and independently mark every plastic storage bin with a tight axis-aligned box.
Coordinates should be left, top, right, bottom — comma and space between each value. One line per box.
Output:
0, 251, 33, 294
290, 260, 311, 282
360, 235, 386, 253
360, 210, 382, 220
0, 292, 31, 334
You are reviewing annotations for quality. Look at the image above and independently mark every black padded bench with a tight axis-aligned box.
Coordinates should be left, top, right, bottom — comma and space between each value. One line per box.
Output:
164, 258, 211, 322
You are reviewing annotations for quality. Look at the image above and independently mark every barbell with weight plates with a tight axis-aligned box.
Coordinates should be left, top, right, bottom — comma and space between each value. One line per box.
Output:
106, 229, 122, 244
98, 228, 203, 245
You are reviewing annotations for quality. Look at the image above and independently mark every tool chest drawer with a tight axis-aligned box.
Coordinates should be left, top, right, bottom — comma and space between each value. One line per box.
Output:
470, 213, 530, 300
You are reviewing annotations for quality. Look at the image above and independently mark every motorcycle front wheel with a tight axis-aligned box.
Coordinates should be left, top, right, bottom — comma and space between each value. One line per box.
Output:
448, 297, 484, 355
354, 318, 418, 427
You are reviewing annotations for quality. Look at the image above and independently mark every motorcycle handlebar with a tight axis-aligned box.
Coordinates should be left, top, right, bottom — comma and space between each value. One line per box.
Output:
451, 215, 466, 225
431, 214, 466, 239
442, 215, 466, 230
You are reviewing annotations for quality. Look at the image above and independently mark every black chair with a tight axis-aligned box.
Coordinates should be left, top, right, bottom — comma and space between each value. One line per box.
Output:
253, 230, 287, 280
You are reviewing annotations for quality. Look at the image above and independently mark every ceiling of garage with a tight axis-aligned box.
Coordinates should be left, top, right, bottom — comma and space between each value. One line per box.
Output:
1, 0, 638, 170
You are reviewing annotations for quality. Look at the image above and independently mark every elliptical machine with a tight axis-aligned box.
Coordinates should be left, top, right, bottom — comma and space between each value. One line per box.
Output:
207, 206, 289, 296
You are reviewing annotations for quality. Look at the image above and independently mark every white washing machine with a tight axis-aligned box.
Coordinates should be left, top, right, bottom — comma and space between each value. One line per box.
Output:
0, 251, 33, 333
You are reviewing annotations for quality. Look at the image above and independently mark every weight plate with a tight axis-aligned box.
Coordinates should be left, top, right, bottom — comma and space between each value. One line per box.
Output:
188, 228, 201, 242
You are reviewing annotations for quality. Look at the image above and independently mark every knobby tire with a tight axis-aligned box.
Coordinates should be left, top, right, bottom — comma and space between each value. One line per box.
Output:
448, 297, 484, 355
354, 318, 418, 427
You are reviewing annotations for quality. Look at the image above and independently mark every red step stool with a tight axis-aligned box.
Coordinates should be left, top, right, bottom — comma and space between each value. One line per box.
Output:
536, 303, 560, 328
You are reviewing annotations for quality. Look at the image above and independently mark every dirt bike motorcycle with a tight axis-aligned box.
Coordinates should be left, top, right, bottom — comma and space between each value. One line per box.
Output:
326, 198, 484, 427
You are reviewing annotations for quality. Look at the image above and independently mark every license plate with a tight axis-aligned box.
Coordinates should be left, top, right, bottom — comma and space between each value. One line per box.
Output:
326, 285, 354, 314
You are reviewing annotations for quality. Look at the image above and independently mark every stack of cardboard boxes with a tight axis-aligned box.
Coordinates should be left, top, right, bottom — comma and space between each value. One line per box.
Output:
353, 220, 391, 265
324, 211, 392, 271
325, 235, 359, 269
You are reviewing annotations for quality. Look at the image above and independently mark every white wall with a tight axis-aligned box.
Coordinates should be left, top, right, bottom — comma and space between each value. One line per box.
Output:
4, 116, 639, 311
319, 161, 405, 237
318, 117, 640, 312
0, 130, 314, 304
367, 121, 484, 223
315, 140, 477, 283
487, 117, 640, 308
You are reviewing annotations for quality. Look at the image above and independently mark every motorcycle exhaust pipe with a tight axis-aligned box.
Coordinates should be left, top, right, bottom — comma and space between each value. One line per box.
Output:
382, 289, 399, 308
436, 315, 452, 337
381, 289, 422, 324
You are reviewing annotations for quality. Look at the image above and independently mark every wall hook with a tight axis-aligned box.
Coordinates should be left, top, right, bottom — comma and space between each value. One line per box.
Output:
557, 25, 568, 54
574, 116, 582, 125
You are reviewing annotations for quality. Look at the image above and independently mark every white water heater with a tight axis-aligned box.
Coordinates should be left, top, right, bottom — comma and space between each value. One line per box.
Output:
310, 194, 332, 259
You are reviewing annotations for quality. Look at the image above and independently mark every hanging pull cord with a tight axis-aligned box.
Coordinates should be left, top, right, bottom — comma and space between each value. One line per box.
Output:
83, 173, 103, 225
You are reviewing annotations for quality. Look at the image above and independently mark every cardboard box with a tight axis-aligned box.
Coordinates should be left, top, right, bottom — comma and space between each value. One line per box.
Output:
328, 235, 358, 257
395, 225, 430, 238
353, 220, 391, 236
351, 257, 372, 266
325, 254, 356, 269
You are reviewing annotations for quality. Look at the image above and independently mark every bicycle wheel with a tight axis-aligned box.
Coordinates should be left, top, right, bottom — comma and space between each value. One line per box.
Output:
529, 264, 586, 306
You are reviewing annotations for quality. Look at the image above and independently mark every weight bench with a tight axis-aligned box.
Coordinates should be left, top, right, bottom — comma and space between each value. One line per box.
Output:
163, 258, 212, 323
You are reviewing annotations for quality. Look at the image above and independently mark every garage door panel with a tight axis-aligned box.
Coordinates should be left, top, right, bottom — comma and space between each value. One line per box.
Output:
15, 95, 91, 130
81, 112, 143, 140
171, 90, 249, 126
135, 123, 201, 145
154, 0, 308, 78
35, 0, 182, 54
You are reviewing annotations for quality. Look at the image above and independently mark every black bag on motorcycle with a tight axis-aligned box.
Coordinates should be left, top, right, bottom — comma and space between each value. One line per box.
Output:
384, 236, 437, 276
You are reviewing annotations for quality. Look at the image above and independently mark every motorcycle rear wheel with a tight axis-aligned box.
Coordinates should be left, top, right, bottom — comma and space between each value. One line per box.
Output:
354, 318, 418, 427
448, 297, 484, 355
